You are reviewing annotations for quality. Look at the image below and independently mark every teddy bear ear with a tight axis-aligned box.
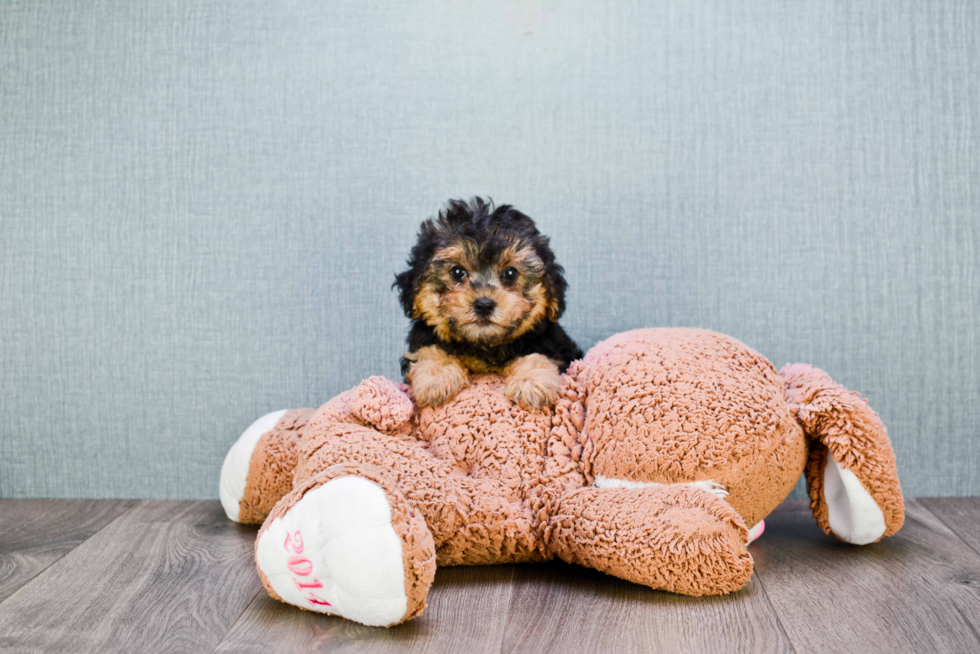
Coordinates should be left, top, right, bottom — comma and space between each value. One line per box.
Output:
349, 376, 415, 434
780, 363, 905, 543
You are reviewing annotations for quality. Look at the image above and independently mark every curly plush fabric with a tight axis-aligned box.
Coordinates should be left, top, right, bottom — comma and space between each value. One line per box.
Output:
549, 484, 754, 596
221, 328, 905, 627
576, 329, 810, 529
238, 408, 313, 524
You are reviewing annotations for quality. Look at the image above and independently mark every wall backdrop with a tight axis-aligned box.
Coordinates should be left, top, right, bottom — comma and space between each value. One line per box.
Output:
2, 0, 978, 499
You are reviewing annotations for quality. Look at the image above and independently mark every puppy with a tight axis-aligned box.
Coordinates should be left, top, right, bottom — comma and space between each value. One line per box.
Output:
395, 198, 583, 410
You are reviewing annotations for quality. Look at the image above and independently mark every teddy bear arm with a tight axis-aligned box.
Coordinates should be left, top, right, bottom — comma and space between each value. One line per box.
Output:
346, 376, 416, 434
781, 363, 905, 544
547, 485, 754, 596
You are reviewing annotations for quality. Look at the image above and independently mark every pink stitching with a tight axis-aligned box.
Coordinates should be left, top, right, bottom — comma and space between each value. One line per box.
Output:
294, 578, 324, 590
282, 529, 331, 607
284, 530, 304, 554
287, 556, 313, 576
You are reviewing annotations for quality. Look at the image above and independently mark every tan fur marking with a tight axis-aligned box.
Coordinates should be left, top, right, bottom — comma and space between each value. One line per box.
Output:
405, 346, 471, 407
506, 282, 552, 340
545, 294, 561, 321
411, 245, 468, 339
412, 288, 453, 341
432, 244, 466, 263
500, 244, 544, 275
456, 355, 497, 374
503, 353, 561, 409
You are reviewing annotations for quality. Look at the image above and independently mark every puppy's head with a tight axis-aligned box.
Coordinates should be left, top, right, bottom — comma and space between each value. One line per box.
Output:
395, 198, 567, 346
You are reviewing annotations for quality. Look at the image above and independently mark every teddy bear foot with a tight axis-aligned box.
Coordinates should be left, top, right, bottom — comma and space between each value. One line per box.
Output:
255, 475, 435, 627
549, 485, 755, 596
219, 409, 288, 522
219, 408, 311, 524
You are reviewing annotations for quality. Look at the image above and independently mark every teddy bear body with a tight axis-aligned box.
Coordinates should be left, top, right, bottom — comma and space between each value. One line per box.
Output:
580, 329, 809, 528
219, 328, 904, 627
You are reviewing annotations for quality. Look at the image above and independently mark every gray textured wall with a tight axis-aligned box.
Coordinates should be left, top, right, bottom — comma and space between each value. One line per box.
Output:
1, 0, 978, 499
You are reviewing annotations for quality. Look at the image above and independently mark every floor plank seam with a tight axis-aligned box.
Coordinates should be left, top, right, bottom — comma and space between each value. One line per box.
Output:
953, 605, 980, 648
918, 500, 980, 559
495, 565, 518, 654
752, 570, 799, 654
208, 588, 265, 654
0, 499, 141, 611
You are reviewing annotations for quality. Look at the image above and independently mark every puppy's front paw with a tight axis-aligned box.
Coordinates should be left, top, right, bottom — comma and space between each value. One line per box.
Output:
411, 368, 469, 407
405, 346, 470, 407
504, 354, 561, 410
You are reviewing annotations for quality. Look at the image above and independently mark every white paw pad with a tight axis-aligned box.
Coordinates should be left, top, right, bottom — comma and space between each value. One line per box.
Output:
594, 476, 729, 499
255, 476, 409, 627
219, 409, 287, 522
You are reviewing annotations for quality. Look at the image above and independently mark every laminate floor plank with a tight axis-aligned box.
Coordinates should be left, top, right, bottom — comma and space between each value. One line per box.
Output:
0, 500, 262, 654
500, 559, 794, 654
919, 497, 980, 555
4, 498, 980, 653
0, 499, 137, 603
752, 499, 980, 654
213, 565, 515, 654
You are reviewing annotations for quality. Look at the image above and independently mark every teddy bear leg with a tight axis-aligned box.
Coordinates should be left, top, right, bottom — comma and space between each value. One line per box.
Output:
256, 419, 523, 625
780, 363, 905, 544
219, 408, 313, 524
255, 463, 436, 627
548, 484, 754, 596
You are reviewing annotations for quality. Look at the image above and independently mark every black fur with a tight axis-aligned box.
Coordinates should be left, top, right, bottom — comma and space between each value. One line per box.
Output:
394, 197, 583, 376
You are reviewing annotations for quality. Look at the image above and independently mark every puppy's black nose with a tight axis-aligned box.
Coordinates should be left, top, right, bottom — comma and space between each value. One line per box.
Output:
473, 298, 496, 317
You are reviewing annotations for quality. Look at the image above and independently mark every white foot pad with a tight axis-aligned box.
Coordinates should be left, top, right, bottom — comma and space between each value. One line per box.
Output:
594, 476, 729, 499
255, 476, 409, 627
219, 409, 287, 522
823, 450, 886, 545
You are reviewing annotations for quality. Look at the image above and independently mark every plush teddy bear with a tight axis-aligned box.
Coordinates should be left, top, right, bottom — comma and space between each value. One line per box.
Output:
219, 328, 904, 627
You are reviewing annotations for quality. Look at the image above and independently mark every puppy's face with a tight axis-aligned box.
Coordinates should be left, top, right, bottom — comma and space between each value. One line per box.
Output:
414, 240, 557, 345
396, 199, 566, 347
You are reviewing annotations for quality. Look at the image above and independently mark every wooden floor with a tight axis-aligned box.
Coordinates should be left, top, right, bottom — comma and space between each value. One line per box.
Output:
1, 499, 979, 653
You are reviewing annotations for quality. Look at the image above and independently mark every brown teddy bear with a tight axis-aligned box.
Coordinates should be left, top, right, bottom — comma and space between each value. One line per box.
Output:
219, 328, 904, 627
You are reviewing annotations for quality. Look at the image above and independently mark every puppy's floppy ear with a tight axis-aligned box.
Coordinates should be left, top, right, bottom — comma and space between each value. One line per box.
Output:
545, 261, 568, 321
394, 218, 442, 317
393, 268, 418, 317
547, 299, 563, 322
523, 229, 567, 322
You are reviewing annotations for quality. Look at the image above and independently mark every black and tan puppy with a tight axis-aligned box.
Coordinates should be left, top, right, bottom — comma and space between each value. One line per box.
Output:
395, 198, 583, 410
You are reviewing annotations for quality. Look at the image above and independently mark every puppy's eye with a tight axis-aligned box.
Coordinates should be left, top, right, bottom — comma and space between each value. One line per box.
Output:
449, 265, 467, 282
500, 267, 519, 285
